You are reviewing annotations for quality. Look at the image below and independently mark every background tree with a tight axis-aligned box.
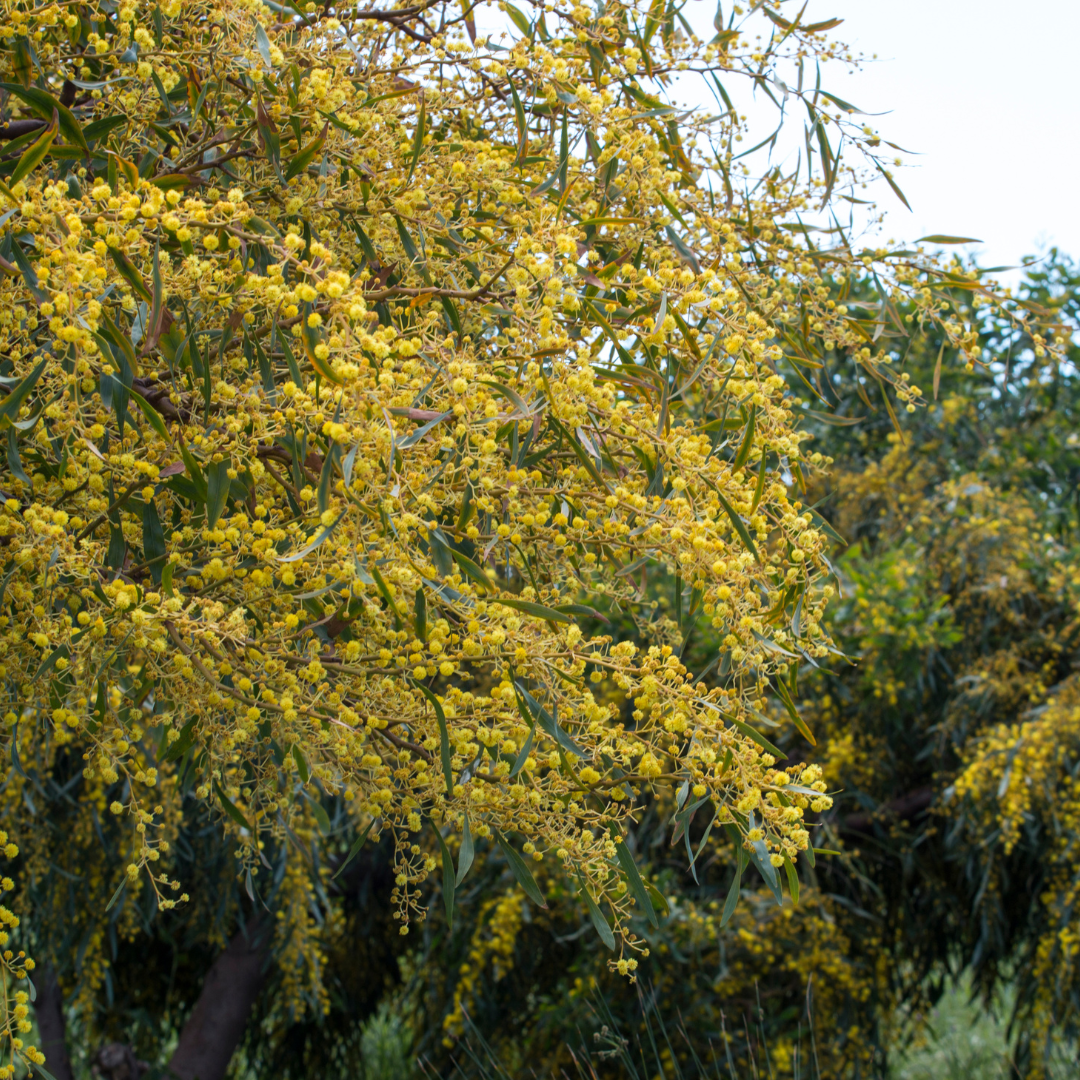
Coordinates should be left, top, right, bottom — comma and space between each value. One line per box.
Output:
0, 1, 1044, 1077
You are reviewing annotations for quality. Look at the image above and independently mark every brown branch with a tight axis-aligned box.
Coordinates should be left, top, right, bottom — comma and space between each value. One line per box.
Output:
33, 964, 75, 1080
841, 786, 933, 835
166, 919, 272, 1080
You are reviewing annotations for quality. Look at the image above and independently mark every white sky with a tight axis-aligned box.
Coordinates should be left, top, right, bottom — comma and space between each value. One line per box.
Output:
473, 1, 1078, 272
806, 0, 1079, 270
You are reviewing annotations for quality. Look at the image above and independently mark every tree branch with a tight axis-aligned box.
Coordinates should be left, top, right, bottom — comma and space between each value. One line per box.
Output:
33, 963, 75, 1080
165, 918, 271, 1080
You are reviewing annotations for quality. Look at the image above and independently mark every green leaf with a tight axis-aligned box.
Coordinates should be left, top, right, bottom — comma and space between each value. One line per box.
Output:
478, 379, 533, 417
665, 225, 701, 274
578, 874, 615, 949
405, 94, 426, 186
505, 2, 532, 36
490, 596, 571, 623
205, 459, 230, 529
916, 235, 983, 245
783, 855, 800, 905
277, 509, 347, 563
509, 723, 535, 778
5, 427, 29, 486
506, 72, 528, 162
178, 443, 207, 500
104, 877, 127, 913
514, 681, 582, 755
433, 825, 456, 930
1, 83, 88, 154
746, 813, 783, 905
332, 818, 376, 880
128, 387, 170, 442
450, 547, 493, 592
614, 837, 658, 929
456, 811, 474, 886
10, 116, 57, 185
720, 845, 748, 928
645, 882, 670, 917
774, 676, 815, 745
141, 501, 166, 581
215, 781, 252, 831
714, 489, 759, 563
108, 248, 152, 302
732, 403, 756, 470
417, 683, 454, 796
873, 159, 912, 211
161, 716, 197, 762
292, 744, 310, 782
0, 358, 47, 427
493, 828, 547, 908
368, 561, 404, 624
285, 121, 328, 181
306, 792, 332, 835
414, 586, 427, 642
255, 22, 273, 67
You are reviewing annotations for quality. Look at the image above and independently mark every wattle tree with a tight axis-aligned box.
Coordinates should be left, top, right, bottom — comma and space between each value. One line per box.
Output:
0, 1, 1035, 1076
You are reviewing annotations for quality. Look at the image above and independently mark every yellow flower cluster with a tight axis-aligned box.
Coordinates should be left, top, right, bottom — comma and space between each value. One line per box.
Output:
0, 0, 1037, 1060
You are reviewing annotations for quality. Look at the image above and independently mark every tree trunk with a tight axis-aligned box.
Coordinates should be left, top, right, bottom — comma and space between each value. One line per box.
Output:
34, 963, 75, 1080
166, 919, 271, 1080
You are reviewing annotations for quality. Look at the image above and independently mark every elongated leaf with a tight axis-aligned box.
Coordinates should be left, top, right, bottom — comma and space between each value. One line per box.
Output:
109, 248, 152, 302
414, 586, 427, 642
405, 95, 426, 186
332, 818, 376, 880
215, 781, 251, 831
10, 118, 56, 185
255, 22, 274, 67
490, 596, 571, 623
493, 828, 547, 908
285, 121, 328, 181
417, 683, 454, 795
277, 509, 346, 563
614, 838, 658, 929
665, 225, 701, 274
578, 875, 615, 949
6, 428, 29, 485
396, 409, 451, 449
509, 723, 535, 778
1, 83, 87, 154
916, 234, 983, 245
514, 681, 582, 755
306, 793, 331, 835
747, 813, 783, 905
479, 379, 533, 417
433, 825, 456, 929
128, 387, 170, 441
714, 490, 759, 562
450, 548, 493, 592
162, 716, 197, 762
505, 2, 532, 37
732, 403, 756, 470
783, 855, 800, 905
456, 811, 474, 886
774, 676, 815, 745
720, 844, 747, 927
104, 877, 127, 913
292, 744, 310, 782
141, 501, 166, 581
0, 357, 47, 426
205, 459, 230, 529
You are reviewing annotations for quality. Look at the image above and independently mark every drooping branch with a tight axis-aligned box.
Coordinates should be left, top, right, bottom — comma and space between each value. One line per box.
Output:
165, 919, 271, 1080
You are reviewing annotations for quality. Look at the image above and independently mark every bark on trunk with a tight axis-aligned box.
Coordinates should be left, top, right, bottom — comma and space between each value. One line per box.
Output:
166, 919, 271, 1080
34, 964, 75, 1080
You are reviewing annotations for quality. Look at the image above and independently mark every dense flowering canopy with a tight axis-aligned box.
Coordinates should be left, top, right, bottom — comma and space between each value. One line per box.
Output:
0, 0, 1035, 1074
